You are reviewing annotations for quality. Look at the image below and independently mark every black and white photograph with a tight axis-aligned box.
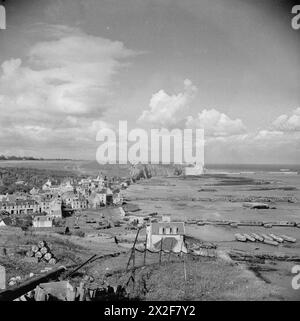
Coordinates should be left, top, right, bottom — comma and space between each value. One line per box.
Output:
0, 0, 300, 308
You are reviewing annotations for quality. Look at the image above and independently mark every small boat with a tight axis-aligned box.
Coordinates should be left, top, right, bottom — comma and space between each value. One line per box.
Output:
230, 222, 239, 228
197, 221, 205, 226
269, 234, 284, 243
235, 233, 247, 242
251, 233, 264, 242
280, 235, 297, 243
243, 234, 256, 242
261, 234, 273, 241
263, 239, 279, 246
243, 202, 270, 209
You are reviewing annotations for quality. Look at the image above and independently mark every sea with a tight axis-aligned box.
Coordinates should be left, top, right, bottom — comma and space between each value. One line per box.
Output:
205, 164, 300, 174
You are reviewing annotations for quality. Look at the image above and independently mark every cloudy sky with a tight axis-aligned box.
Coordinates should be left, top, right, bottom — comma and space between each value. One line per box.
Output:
0, 0, 299, 163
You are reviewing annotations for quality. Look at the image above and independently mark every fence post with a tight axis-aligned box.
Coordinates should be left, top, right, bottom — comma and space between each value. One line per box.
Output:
159, 238, 163, 265
183, 256, 187, 282
132, 246, 135, 269
180, 238, 187, 282
168, 239, 173, 262
126, 227, 141, 271
143, 232, 147, 266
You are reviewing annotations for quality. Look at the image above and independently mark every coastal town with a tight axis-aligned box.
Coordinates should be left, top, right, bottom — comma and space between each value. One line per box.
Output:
0, 164, 200, 301
0, 161, 299, 301
0, 174, 127, 227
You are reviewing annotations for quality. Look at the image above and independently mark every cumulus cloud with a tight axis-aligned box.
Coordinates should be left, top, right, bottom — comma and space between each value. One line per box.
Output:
136, 77, 299, 163
0, 25, 135, 156
138, 79, 246, 138
138, 79, 197, 127
272, 108, 300, 132
186, 108, 247, 137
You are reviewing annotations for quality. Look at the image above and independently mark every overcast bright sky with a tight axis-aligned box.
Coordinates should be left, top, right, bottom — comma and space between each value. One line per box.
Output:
0, 0, 299, 163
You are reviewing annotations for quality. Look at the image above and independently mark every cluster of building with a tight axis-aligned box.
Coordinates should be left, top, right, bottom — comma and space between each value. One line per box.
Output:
0, 171, 187, 254
0, 174, 130, 228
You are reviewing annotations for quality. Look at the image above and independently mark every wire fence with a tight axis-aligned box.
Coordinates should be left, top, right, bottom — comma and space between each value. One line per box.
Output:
122, 227, 216, 291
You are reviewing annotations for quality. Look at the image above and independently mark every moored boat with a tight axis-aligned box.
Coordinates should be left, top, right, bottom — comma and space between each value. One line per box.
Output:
280, 235, 297, 243
243, 233, 256, 242
269, 234, 284, 243
251, 233, 264, 242
235, 233, 247, 242
263, 239, 279, 246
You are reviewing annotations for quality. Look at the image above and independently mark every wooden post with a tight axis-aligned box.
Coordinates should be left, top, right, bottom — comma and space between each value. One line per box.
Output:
168, 239, 173, 262
143, 232, 147, 266
126, 227, 141, 271
159, 238, 163, 265
132, 246, 135, 269
180, 238, 187, 283
183, 257, 187, 282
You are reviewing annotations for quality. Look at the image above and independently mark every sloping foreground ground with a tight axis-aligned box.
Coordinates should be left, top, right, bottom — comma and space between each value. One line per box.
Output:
0, 228, 282, 301
102, 255, 282, 301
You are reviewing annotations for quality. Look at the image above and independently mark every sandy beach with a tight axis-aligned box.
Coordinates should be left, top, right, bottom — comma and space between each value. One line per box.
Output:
123, 171, 300, 300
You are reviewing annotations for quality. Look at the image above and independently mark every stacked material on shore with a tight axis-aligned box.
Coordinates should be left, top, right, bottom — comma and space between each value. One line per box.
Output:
26, 240, 57, 265
229, 249, 300, 263
194, 219, 299, 228
234, 233, 296, 246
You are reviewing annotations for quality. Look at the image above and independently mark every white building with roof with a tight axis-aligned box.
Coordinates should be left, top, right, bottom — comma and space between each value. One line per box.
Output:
146, 221, 187, 253
33, 216, 53, 228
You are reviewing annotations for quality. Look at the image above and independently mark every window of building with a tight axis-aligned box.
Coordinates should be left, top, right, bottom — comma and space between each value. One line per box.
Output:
159, 227, 165, 234
173, 227, 178, 234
